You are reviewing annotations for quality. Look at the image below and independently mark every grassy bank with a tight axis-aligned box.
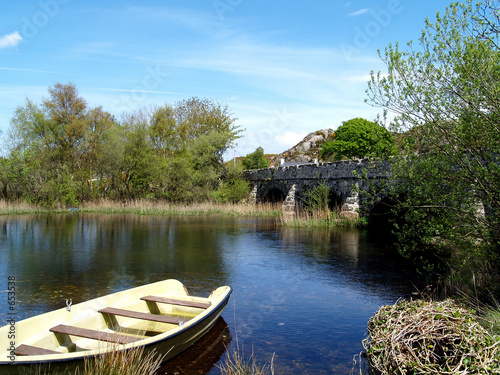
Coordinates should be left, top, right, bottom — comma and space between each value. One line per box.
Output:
0, 199, 368, 228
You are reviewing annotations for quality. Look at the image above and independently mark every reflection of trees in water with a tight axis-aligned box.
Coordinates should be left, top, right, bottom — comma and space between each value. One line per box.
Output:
0, 215, 232, 317
158, 317, 231, 374
278, 227, 361, 261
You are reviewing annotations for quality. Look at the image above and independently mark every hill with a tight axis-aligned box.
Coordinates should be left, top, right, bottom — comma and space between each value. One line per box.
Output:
270, 129, 334, 166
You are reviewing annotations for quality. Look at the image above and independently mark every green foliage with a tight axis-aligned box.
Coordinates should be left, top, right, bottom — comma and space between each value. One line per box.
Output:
242, 147, 269, 170
213, 162, 250, 203
320, 118, 395, 160
366, 0, 500, 294
2, 83, 242, 206
302, 182, 330, 212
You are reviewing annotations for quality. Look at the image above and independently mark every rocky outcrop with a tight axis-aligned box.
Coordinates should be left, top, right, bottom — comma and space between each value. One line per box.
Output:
271, 129, 334, 165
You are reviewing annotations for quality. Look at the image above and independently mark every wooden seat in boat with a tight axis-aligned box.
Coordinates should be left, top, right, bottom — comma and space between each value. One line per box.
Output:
15, 344, 60, 356
50, 324, 140, 345
99, 307, 181, 324
140, 295, 211, 309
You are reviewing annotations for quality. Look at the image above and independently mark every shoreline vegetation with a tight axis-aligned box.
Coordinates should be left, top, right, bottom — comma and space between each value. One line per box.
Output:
0, 199, 366, 228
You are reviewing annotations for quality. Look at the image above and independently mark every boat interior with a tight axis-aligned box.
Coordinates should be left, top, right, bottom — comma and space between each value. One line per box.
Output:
14, 295, 211, 356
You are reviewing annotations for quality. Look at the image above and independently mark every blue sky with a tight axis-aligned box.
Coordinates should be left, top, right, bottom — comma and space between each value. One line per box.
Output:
1, 0, 448, 157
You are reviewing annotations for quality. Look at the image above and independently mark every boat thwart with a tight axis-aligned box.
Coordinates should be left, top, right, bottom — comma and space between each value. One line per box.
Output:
0, 279, 231, 374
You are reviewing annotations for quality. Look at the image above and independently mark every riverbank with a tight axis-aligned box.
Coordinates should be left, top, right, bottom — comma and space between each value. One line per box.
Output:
0, 199, 367, 228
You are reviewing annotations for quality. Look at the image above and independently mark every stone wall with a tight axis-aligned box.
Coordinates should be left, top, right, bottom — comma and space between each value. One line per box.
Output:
244, 159, 391, 216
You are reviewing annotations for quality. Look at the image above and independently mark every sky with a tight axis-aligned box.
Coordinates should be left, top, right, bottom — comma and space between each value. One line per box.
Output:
1, 0, 449, 158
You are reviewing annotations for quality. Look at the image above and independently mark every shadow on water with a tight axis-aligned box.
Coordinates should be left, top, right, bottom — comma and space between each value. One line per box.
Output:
158, 317, 231, 375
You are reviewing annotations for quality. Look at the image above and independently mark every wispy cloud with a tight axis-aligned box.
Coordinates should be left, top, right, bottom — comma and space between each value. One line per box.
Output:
0, 31, 22, 48
347, 8, 369, 17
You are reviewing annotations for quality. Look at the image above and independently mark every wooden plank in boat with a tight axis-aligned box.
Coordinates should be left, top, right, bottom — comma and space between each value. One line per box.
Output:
50, 324, 140, 345
140, 295, 211, 309
99, 307, 180, 324
15, 344, 60, 356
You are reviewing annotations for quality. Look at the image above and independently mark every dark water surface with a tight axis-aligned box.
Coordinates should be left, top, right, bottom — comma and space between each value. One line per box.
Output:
0, 214, 419, 374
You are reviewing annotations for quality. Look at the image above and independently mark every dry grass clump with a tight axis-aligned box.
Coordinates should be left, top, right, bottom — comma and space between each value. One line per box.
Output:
219, 348, 275, 375
78, 344, 165, 375
278, 208, 367, 228
363, 299, 500, 374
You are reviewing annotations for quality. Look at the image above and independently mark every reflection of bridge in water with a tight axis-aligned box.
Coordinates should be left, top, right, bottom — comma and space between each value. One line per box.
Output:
244, 159, 391, 217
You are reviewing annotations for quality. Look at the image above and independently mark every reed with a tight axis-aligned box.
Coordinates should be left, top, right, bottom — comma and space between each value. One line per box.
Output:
279, 208, 367, 228
219, 348, 275, 375
0, 200, 55, 215
0, 199, 367, 228
78, 344, 164, 375
80, 200, 282, 218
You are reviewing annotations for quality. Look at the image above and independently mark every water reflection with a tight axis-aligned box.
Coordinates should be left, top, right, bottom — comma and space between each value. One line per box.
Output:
0, 215, 419, 374
159, 317, 231, 374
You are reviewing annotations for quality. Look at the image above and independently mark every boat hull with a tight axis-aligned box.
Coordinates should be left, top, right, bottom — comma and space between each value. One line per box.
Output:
0, 280, 231, 374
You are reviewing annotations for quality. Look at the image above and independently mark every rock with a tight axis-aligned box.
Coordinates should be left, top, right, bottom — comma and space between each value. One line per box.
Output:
271, 129, 334, 165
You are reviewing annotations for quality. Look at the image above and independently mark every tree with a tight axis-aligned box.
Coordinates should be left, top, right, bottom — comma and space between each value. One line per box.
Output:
242, 147, 269, 169
366, 0, 500, 294
173, 97, 240, 151
4, 83, 243, 205
320, 118, 395, 160
189, 130, 236, 200
149, 103, 178, 158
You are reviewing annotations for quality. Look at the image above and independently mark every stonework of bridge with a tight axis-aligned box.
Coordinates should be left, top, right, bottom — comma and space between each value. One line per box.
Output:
244, 159, 390, 217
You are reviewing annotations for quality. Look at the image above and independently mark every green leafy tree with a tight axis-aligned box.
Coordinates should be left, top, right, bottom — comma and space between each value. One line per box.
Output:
242, 147, 269, 169
213, 162, 250, 203
366, 0, 500, 294
149, 104, 178, 158
173, 97, 240, 152
3, 83, 243, 205
189, 130, 236, 200
120, 111, 163, 199
320, 118, 395, 160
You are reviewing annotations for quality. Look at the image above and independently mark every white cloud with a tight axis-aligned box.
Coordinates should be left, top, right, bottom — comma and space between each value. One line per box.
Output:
347, 8, 369, 17
274, 131, 308, 148
0, 31, 22, 48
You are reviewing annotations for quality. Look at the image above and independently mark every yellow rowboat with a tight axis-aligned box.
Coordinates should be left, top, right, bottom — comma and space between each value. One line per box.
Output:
0, 279, 232, 374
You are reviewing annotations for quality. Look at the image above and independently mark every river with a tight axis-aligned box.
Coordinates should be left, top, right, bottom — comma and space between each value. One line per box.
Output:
0, 214, 420, 374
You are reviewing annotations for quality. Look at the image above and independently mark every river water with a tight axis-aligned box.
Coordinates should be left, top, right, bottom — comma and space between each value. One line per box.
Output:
0, 214, 420, 374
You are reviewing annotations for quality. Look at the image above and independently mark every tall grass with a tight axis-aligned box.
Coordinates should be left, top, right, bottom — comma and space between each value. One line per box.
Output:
81, 200, 282, 218
219, 348, 275, 375
279, 207, 367, 228
78, 345, 165, 375
0, 199, 367, 228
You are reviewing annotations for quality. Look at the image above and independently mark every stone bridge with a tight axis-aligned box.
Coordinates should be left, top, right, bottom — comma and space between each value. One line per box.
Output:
244, 159, 391, 217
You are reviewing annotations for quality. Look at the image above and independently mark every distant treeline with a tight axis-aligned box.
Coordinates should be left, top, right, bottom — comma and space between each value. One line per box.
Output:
0, 82, 249, 207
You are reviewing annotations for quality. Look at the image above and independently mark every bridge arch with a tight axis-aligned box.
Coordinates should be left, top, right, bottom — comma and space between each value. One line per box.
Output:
260, 182, 288, 204
245, 160, 391, 217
